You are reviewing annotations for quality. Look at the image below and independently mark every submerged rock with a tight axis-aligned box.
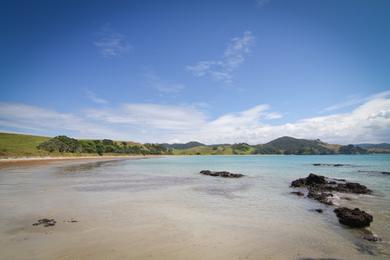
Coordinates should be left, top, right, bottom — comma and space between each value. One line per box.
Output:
200, 170, 244, 178
358, 170, 390, 175
290, 191, 304, 196
362, 233, 382, 242
334, 207, 373, 228
313, 163, 349, 167
307, 189, 333, 205
309, 208, 324, 213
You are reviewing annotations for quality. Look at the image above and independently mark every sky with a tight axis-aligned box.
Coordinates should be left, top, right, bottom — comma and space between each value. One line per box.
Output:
0, 0, 390, 144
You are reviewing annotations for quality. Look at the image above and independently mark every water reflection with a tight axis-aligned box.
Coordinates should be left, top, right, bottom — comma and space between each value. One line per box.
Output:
56, 159, 127, 174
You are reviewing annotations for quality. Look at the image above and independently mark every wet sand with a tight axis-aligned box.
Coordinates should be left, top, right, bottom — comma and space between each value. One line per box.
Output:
0, 155, 164, 169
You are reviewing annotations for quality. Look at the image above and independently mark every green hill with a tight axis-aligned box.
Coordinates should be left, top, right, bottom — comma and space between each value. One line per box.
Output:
165, 136, 368, 155
0, 132, 50, 156
162, 141, 205, 150
0, 132, 374, 157
0, 133, 169, 157
257, 136, 337, 155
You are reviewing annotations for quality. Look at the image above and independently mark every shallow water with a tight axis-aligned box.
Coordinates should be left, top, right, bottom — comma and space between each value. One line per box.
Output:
0, 155, 389, 259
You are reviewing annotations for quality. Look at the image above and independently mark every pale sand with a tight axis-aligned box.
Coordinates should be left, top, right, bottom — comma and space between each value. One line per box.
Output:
0, 155, 165, 169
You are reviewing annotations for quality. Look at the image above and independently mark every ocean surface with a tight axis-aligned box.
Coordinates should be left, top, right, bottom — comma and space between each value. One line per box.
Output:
0, 155, 389, 259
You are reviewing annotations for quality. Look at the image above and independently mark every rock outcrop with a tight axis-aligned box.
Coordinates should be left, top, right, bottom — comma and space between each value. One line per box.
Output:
200, 170, 244, 178
290, 173, 372, 201
334, 207, 373, 228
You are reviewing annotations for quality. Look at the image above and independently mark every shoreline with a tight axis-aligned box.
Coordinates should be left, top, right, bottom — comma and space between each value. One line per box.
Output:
0, 155, 166, 169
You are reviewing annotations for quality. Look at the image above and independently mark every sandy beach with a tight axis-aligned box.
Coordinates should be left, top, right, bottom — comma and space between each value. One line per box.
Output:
0, 155, 389, 259
0, 155, 165, 169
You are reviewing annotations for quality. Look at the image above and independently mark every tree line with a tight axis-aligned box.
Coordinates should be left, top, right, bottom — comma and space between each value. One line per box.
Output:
37, 135, 171, 155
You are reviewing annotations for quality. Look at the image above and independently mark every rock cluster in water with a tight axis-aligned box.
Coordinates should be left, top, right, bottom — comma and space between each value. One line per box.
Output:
290, 173, 375, 230
312, 163, 350, 167
333, 207, 373, 228
32, 218, 56, 227
200, 170, 244, 178
358, 170, 390, 175
291, 173, 371, 205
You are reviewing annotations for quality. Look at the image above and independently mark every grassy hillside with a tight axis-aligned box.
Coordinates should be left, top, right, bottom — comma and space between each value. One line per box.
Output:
0, 132, 375, 157
0, 133, 167, 157
0, 132, 50, 157
173, 145, 234, 155
169, 137, 367, 155
258, 136, 338, 154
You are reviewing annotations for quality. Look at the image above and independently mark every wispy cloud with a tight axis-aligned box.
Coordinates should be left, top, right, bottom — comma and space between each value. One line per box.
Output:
84, 89, 108, 104
85, 104, 205, 131
145, 73, 185, 94
187, 31, 255, 83
0, 102, 121, 138
324, 90, 390, 112
256, 0, 271, 8
1, 92, 389, 144
94, 24, 131, 58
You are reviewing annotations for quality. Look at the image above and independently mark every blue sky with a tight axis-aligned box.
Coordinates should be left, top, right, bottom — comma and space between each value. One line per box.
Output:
0, 0, 390, 144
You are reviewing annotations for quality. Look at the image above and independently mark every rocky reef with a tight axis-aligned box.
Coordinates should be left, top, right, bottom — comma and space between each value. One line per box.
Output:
290, 173, 376, 237
200, 170, 244, 178
291, 173, 371, 205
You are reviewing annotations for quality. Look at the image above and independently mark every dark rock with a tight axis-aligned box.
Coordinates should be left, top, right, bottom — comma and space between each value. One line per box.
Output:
306, 173, 326, 185
200, 170, 244, 178
310, 209, 324, 213
358, 170, 390, 175
307, 189, 333, 205
291, 178, 306, 187
291, 174, 371, 194
334, 207, 373, 228
336, 182, 371, 194
290, 173, 326, 187
32, 218, 56, 227
312, 163, 348, 167
362, 234, 381, 242
290, 191, 304, 196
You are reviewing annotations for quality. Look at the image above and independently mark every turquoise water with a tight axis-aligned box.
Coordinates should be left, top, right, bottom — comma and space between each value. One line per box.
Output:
0, 155, 389, 259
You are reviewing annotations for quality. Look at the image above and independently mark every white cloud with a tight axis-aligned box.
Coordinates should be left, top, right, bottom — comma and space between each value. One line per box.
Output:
187, 31, 255, 83
84, 89, 108, 104
145, 73, 185, 94
1, 93, 389, 144
85, 103, 206, 131
0, 102, 122, 139
94, 24, 131, 58
324, 90, 390, 112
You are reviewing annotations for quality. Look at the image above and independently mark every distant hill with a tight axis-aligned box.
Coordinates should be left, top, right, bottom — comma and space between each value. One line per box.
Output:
161, 141, 205, 150
257, 136, 337, 155
167, 136, 369, 155
355, 143, 390, 153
